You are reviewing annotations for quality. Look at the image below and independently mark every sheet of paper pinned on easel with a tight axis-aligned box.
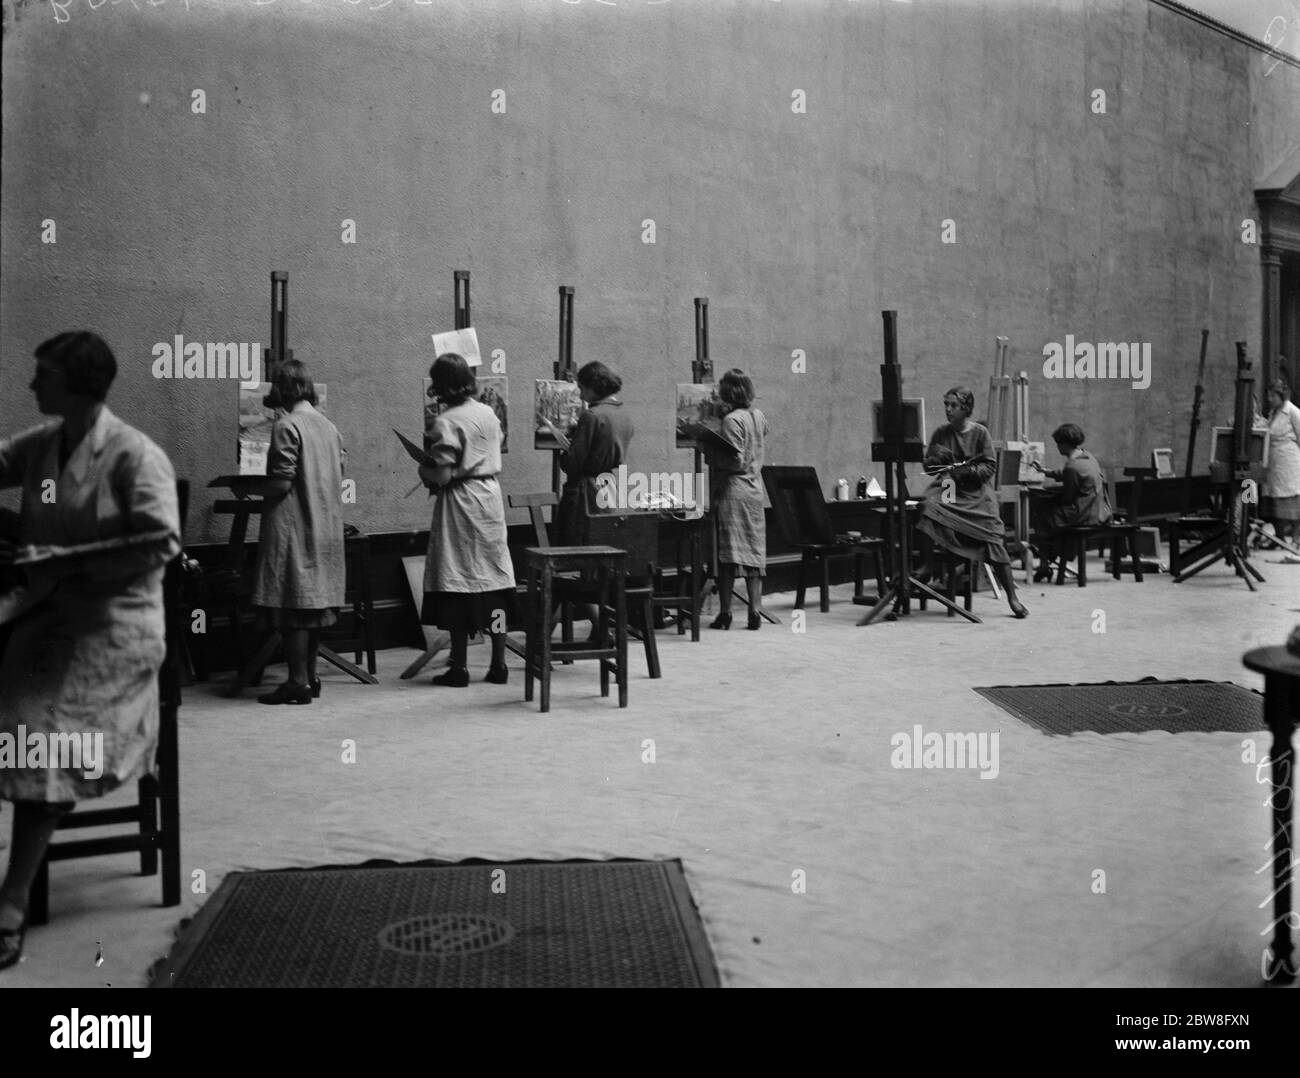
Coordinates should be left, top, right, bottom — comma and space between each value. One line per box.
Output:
675, 383, 726, 448
1006, 440, 1045, 484
423, 376, 509, 454
534, 379, 584, 450
237, 382, 328, 476
431, 327, 481, 367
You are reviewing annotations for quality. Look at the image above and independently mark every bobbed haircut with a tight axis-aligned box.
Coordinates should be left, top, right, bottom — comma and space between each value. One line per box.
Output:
36, 331, 117, 401
944, 386, 976, 416
1269, 378, 1292, 400
269, 359, 318, 408
576, 360, 622, 399
718, 368, 755, 409
430, 352, 477, 406
1052, 423, 1086, 449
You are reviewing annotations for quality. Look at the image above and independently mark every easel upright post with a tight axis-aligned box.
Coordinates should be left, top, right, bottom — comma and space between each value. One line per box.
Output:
1182, 329, 1209, 514
552, 286, 575, 497
265, 271, 291, 381
454, 270, 471, 331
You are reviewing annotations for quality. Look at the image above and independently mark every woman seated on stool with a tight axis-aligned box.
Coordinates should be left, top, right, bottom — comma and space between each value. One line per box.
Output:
915, 385, 1028, 619
709, 368, 768, 630
419, 352, 515, 687
1030, 423, 1112, 542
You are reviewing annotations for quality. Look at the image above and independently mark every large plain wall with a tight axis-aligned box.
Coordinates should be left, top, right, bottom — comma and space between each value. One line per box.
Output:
2, 0, 1296, 541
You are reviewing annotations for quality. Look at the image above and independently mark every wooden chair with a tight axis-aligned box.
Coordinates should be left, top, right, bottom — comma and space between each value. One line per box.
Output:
762, 466, 886, 612
29, 479, 188, 925
1034, 470, 1144, 586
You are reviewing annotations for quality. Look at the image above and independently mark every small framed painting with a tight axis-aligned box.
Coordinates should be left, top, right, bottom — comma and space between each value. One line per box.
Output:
1152, 447, 1174, 479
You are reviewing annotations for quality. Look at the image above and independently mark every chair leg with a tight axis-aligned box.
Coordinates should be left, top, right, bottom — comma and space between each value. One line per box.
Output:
874, 548, 886, 597
1055, 544, 1067, 586
946, 558, 956, 617
1077, 538, 1087, 587
1131, 534, 1144, 582
138, 774, 159, 876
795, 553, 809, 610
29, 857, 50, 927
853, 550, 865, 601
640, 593, 661, 679
820, 555, 831, 613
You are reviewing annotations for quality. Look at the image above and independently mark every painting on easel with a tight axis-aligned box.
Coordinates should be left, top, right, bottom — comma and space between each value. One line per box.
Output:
238, 381, 328, 475
534, 379, 583, 450
675, 383, 725, 448
1006, 440, 1045, 484
424, 375, 510, 453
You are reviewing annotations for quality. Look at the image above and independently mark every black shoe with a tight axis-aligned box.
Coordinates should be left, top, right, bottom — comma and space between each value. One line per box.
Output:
258, 682, 313, 705
1010, 600, 1029, 619
484, 664, 509, 684
0, 918, 25, 971
747, 612, 762, 630
432, 667, 470, 687
710, 612, 733, 630
914, 563, 934, 584
310, 678, 321, 699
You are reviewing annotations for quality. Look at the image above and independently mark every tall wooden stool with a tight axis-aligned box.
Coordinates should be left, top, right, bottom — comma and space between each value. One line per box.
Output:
522, 546, 628, 713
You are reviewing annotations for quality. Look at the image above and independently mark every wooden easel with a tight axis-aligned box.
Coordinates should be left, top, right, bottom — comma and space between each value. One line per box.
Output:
859, 310, 979, 625
400, 269, 473, 679
690, 298, 778, 628
223, 269, 378, 696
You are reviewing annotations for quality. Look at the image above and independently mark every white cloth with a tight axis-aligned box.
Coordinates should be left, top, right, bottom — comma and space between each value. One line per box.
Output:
0, 407, 180, 802
1266, 399, 1300, 499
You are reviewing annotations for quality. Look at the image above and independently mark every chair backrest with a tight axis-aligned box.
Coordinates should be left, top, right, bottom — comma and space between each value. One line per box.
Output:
509, 491, 558, 549
584, 510, 661, 583
761, 466, 836, 546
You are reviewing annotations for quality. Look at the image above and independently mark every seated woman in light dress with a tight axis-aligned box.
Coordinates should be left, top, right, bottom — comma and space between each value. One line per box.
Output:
0, 332, 181, 970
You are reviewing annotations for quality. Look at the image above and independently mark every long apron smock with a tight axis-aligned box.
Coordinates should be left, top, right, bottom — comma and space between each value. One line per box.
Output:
420, 399, 515, 632
0, 407, 180, 803
713, 407, 768, 575
1034, 450, 1113, 533
557, 399, 634, 545
1266, 400, 1300, 520
917, 422, 1012, 565
251, 403, 346, 626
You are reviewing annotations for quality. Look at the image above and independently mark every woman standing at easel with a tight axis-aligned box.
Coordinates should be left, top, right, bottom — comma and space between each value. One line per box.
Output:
1264, 378, 1300, 547
916, 386, 1028, 619
547, 361, 633, 638
709, 369, 768, 630
419, 353, 515, 686
249, 360, 346, 704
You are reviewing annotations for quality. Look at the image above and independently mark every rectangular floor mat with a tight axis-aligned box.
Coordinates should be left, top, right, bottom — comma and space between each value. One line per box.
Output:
973, 679, 1263, 736
152, 858, 719, 988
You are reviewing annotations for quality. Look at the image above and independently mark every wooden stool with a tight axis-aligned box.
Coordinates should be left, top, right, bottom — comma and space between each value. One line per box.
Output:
523, 546, 628, 713
1242, 645, 1300, 984
324, 526, 377, 675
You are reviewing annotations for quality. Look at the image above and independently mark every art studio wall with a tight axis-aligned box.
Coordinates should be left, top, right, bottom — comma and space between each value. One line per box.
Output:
3, 0, 1297, 541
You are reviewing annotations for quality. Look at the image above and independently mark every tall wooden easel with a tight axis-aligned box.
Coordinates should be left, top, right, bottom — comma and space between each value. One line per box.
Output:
399, 269, 474, 679
223, 270, 378, 696
553, 285, 577, 497
859, 310, 979, 625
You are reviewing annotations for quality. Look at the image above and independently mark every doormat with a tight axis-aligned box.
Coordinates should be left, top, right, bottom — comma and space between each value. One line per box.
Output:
973, 679, 1263, 736
152, 858, 718, 988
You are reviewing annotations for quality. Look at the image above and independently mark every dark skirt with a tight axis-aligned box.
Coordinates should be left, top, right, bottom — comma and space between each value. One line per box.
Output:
916, 516, 1011, 565
557, 484, 589, 545
257, 606, 340, 630
421, 589, 516, 633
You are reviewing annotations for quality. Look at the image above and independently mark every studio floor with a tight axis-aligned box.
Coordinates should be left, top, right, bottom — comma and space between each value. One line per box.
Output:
4, 555, 1299, 989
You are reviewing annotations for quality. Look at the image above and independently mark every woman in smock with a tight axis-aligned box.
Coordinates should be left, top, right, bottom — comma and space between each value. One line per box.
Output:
248, 360, 346, 705
709, 368, 769, 631
916, 385, 1028, 619
0, 332, 181, 970
1265, 378, 1300, 546
419, 353, 515, 687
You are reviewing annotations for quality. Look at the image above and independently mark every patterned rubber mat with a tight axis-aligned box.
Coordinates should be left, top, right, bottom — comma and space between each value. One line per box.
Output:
973, 679, 1263, 736
153, 858, 718, 988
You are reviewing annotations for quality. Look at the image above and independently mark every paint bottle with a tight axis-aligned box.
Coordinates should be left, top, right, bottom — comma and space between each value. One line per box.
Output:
836, 477, 849, 501
856, 475, 868, 499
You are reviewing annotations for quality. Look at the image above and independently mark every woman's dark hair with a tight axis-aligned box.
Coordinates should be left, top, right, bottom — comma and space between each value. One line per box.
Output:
944, 386, 976, 417
430, 352, 477, 406
265, 359, 318, 409
576, 360, 621, 399
718, 368, 755, 409
1268, 378, 1291, 401
35, 331, 117, 401
1051, 423, 1086, 449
